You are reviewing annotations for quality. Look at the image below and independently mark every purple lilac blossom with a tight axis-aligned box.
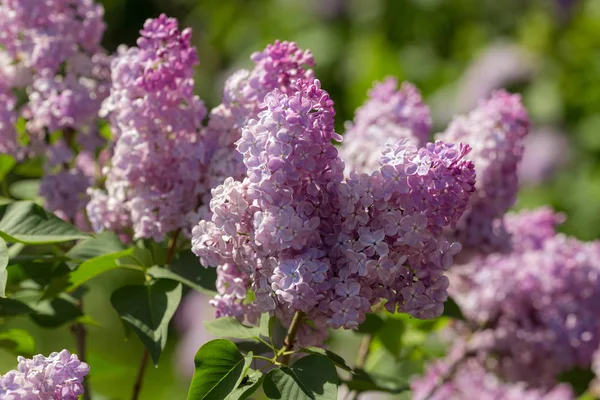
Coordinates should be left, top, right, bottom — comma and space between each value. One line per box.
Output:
438, 90, 530, 253
0, 88, 19, 157
0, 349, 89, 400
340, 77, 432, 174
88, 14, 207, 241
411, 346, 574, 400
193, 41, 317, 223
449, 207, 600, 387
192, 72, 476, 334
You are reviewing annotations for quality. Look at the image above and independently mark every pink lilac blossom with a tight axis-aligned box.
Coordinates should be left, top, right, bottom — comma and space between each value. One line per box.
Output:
192, 75, 475, 334
437, 90, 530, 253
193, 41, 317, 222
449, 207, 600, 387
341, 78, 432, 174
88, 14, 206, 241
0, 349, 89, 400
411, 347, 574, 400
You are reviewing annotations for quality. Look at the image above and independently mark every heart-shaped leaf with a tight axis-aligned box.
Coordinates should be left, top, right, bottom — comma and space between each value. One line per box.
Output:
111, 279, 182, 365
187, 339, 253, 400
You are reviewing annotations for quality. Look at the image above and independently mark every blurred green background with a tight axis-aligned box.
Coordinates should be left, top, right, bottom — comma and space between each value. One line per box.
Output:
2, 0, 600, 398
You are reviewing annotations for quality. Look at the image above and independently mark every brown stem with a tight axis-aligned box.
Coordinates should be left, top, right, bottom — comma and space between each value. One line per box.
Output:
70, 298, 90, 400
131, 349, 150, 400
355, 334, 373, 369
281, 311, 305, 365
165, 228, 181, 266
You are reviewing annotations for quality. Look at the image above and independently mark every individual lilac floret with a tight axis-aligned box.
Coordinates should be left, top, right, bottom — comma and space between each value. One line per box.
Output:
89, 14, 206, 241
438, 90, 530, 253
192, 75, 476, 333
449, 207, 600, 387
411, 351, 574, 400
0, 349, 90, 400
341, 77, 432, 174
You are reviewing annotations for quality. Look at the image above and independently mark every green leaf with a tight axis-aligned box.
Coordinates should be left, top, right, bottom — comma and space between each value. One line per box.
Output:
442, 297, 465, 320
376, 318, 405, 358
299, 347, 353, 373
0, 297, 33, 317
29, 296, 83, 327
263, 355, 338, 400
66, 232, 125, 263
147, 265, 216, 296
235, 340, 272, 355
0, 154, 16, 181
8, 180, 40, 200
226, 369, 264, 400
67, 248, 136, 291
357, 313, 385, 334
344, 368, 409, 394
558, 367, 595, 396
111, 279, 182, 365
0, 201, 88, 244
0, 197, 13, 206
168, 249, 218, 292
0, 328, 35, 357
204, 317, 261, 340
0, 237, 7, 297
187, 339, 251, 400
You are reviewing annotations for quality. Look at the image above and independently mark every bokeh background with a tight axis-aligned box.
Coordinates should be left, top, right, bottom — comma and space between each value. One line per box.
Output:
2, 0, 600, 398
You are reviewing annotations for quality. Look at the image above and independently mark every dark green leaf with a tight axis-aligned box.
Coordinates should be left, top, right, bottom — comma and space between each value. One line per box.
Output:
344, 368, 410, 394
67, 248, 136, 291
187, 339, 251, 400
357, 313, 385, 334
8, 180, 40, 200
442, 297, 465, 320
205, 317, 261, 339
147, 265, 217, 296
169, 249, 217, 292
0, 297, 33, 316
66, 232, 125, 263
235, 340, 272, 355
0, 237, 7, 297
111, 280, 182, 365
263, 355, 338, 400
558, 367, 595, 396
0, 154, 16, 182
226, 369, 264, 400
376, 318, 405, 358
0, 328, 35, 357
0, 201, 88, 244
29, 296, 83, 327
299, 347, 353, 373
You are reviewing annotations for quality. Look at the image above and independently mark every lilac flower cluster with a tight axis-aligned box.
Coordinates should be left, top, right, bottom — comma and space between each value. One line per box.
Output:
0, 0, 111, 225
411, 348, 574, 400
192, 69, 476, 333
449, 207, 600, 386
0, 350, 89, 400
194, 41, 316, 221
87, 14, 207, 241
437, 90, 530, 252
340, 78, 432, 174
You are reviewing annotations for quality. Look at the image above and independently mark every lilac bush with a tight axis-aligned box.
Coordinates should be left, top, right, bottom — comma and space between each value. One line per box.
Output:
1, 7, 599, 400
